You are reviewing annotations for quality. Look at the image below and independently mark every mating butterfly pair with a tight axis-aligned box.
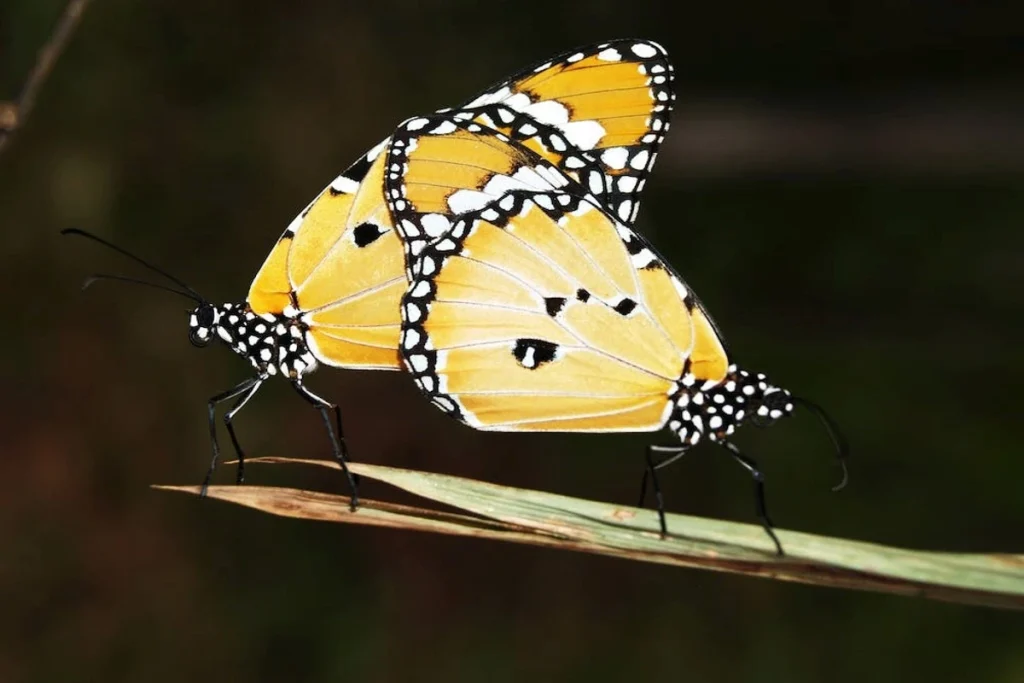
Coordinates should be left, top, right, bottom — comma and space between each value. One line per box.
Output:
67, 39, 845, 555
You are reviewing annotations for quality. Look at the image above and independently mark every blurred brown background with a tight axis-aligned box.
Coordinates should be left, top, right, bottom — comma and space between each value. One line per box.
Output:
2, 1, 1022, 681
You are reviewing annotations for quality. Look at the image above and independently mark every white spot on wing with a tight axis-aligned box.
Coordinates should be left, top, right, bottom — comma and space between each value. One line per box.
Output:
330, 175, 360, 194
618, 200, 633, 222
534, 164, 569, 189
600, 147, 629, 170
670, 276, 688, 300
523, 100, 569, 126
477, 166, 554, 201
431, 120, 457, 135
504, 92, 532, 111
464, 86, 511, 108
400, 218, 420, 237
561, 120, 606, 150
511, 165, 555, 190
630, 149, 651, 170
617, 175, 638, 192
409, 280, 431, 298
421, 213, 452, 238
631, 43, 658, 58
448, 189, 492, 213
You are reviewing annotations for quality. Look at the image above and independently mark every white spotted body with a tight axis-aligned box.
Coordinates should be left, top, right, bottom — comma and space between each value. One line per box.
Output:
667, 364, 794, 447
188, 302, 318, 379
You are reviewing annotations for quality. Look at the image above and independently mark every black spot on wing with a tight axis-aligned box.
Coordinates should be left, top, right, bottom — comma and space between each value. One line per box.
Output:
512, 338, 559, 369
352, 222, 385, 247
613, 298, 637, 316
544, 297, 567, 317
576, 288, 591, 302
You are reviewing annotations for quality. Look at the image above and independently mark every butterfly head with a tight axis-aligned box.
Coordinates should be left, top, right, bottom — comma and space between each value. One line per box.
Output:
747, 377, 796, 429
188, 302, 223, 347
669, 366, 794, 446
670, 364, 849, 489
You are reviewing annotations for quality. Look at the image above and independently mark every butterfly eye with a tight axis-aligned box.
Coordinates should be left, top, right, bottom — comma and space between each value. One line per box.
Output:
196, 304, 216, 328
766, 392, 789, 411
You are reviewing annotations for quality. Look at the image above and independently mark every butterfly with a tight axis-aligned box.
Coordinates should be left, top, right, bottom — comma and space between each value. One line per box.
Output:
383, 112, 848, 554
64, 39, 677, 503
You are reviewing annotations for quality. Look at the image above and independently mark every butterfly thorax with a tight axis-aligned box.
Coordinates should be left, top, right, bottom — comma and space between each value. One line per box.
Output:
188, 302, 318, 379
669, 364, 794, 447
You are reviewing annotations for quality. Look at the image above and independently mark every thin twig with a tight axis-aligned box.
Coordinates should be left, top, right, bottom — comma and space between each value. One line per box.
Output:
0, 0, 91, 156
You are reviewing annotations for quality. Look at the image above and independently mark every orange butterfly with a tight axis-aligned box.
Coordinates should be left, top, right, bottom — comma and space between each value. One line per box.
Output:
65, 39, 678, 503
383, 112, 847, 554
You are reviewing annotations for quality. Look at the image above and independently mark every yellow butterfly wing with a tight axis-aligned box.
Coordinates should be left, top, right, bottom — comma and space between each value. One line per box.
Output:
248, 141, 407, 370
248, 39, 676, 372
456, 39, 675, 225
386, 114, 730, 432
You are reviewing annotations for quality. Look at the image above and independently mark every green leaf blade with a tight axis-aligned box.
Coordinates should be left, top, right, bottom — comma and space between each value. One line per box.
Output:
155, 457, 1024, 611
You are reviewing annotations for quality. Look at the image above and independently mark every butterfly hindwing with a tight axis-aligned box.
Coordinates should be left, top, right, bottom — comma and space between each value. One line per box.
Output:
248, 140, 407, 370
386, 114, 729, 432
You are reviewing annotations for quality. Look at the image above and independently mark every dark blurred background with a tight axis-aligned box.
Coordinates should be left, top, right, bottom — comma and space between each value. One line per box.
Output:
2, 1, 1022, 681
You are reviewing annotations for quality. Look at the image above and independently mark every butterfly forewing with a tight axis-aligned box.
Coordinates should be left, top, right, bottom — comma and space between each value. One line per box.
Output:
459, 39, 675, 224
386, 114, 729, 432
247, 39, 676, 372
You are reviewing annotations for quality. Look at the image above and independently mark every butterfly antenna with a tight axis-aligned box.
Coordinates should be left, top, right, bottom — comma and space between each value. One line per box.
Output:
61, 228, 206, 302
791, 395, 849, 492
82, 274, 203, 303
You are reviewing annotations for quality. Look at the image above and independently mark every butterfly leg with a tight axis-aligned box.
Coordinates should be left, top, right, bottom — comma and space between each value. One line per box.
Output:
719, 440, 783, 556
292, 380, 359, 511
222, 377, 264, 485
202, 376, 261, 496
638, 444, 688, 537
